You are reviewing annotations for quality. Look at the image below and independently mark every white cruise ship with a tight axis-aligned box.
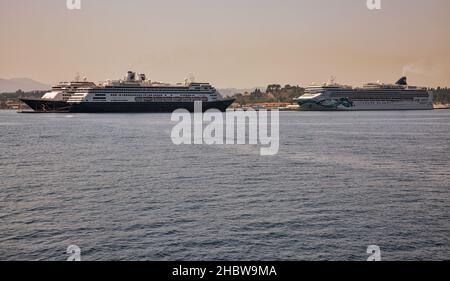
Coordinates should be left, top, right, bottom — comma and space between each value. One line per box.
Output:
294, 77, 434, 111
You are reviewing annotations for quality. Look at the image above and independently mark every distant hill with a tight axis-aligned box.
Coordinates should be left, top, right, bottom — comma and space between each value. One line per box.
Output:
218, 87, 265, 97
0, 78, 50, 93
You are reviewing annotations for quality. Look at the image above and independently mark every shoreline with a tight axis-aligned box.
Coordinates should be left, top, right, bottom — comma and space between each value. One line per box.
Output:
434, 104, 450, 109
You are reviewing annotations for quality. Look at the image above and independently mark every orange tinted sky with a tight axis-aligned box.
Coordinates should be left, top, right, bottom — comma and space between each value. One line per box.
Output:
1, 0, 449, 88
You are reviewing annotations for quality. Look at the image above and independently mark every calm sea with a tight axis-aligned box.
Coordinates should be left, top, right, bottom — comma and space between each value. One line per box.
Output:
0, 110, 449, 261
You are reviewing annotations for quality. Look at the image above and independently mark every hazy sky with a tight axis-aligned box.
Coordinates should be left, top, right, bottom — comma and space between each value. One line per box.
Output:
1, 0, 449, 88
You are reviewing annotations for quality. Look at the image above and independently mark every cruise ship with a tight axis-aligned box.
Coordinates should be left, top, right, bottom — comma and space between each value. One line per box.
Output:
20, 71, 235, 113
294, 77, 434, 111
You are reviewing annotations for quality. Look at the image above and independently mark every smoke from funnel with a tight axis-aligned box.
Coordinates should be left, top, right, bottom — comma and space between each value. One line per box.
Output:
402, 63, 425, 76
402, 61, 442, 77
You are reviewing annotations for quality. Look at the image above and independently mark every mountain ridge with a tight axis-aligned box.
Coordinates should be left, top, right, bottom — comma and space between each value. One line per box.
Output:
0, 78, 51, 93
217, 87, 265, 97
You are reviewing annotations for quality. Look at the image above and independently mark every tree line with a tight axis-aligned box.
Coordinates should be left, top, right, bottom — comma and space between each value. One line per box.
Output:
232, 85, 305, 105
433, 87, 450, 104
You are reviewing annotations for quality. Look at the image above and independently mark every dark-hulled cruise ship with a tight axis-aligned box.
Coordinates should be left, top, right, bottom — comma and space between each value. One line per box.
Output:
20, 71, 235, 113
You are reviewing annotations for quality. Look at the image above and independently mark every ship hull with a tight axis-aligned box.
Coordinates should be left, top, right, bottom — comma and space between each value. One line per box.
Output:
19, 98, 72, 112
296, 99, 434, 111
20, 98, 235, 113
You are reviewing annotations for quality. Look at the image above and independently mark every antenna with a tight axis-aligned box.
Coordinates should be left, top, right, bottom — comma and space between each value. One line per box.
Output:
330, 76, 336, 84
188, 73, 195, 83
